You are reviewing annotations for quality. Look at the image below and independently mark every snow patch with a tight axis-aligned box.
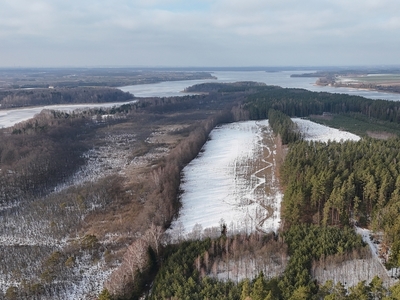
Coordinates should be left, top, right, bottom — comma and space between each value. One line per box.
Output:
169, 120, 282, 238
292, 118, 361, 143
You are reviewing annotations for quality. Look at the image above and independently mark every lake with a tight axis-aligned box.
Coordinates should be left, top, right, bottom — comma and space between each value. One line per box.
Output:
120, 70, 400, 101
2, 70, 400, 128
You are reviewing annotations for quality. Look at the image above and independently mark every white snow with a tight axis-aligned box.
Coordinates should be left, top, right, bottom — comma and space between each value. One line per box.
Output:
169, 119, 362, 240
314, 227, 399, 288
356, 227, 400, 282
54, 133, 137, 192
0, 101, 137, 128
169, 120, 283, 238
292, 118, 361, 143
356, 227, 380, 259
312, 256, 392, 288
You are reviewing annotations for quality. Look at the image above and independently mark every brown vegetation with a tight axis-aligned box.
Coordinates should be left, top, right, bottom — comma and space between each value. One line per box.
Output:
198, 232, 288, 282
0, 84, 248, 298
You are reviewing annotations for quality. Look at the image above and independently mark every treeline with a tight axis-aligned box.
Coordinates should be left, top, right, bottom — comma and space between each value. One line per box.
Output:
145, 226, 380, 300
244, 86, 400, 123
0, 101, 143, 205
149, 233, 285, 300
0, 87, 133, 108
279, 225, 365, 299
281, 138, 400, 267
102, 111, 235, 299
0, 112, 91, 204
184, 82, 267, 93
1, 69, 215, 89
140, 92, 248, 114
267, 109, 302, 144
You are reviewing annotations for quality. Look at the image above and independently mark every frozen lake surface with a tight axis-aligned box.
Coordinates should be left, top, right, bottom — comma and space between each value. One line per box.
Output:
0, 101, 137, 128
120, 70, 400, 101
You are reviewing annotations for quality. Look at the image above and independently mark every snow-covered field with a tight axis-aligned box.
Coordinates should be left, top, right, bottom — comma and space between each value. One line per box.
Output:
169, 120, 282, 238
292, 118, 361, 142
170, 119, 362, 239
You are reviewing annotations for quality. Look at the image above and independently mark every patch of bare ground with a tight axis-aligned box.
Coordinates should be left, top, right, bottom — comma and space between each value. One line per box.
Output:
366, 131, 397, 140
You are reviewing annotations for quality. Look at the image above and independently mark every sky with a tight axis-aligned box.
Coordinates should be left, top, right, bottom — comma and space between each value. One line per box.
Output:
1, 0, 400, 67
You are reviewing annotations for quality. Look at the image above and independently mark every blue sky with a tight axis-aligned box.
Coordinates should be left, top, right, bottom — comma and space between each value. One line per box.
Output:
1, 0, 399, 67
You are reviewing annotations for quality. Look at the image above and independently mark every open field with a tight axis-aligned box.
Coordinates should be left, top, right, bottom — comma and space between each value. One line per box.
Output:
170, 118, 361, 240
169, 120, 283, 238
337, 74, 400, 86
309, 113, 400, 138
293, 118, 360, 142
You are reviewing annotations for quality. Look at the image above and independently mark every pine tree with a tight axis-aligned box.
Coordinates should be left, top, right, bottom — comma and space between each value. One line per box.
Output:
251, 273, 267, 300
98, 288, 113, 300
241, 279, 251, 300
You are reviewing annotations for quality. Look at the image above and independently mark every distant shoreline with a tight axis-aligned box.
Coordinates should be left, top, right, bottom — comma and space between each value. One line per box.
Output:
292, 70, 400, 95
315, 80, 400, 94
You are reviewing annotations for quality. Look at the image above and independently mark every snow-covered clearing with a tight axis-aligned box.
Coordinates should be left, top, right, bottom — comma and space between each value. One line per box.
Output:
170, 119, 362, 239
292, 118, 361, 142
169, 120, 282, 238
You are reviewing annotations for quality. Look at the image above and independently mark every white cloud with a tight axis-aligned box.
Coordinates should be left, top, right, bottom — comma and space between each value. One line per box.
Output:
0, 0, 399, 66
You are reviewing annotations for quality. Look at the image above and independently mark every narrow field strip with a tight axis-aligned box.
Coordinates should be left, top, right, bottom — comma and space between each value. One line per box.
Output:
169, 120, 283, 238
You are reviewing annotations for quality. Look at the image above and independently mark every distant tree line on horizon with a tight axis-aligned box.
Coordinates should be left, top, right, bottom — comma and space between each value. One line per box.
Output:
244, 86, 400, 124
0, 87, 133, 109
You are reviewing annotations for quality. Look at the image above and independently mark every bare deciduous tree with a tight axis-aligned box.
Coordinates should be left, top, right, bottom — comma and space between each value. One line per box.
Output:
144, 223, 164, 256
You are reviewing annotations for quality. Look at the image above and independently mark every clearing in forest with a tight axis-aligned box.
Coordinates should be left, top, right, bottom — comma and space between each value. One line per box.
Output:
169, 120, 283, 239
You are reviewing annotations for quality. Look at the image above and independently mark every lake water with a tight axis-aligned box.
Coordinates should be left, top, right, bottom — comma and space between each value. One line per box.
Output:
0, 101, 137, 128
120, 70, 400, 101
1, 70, 400, 128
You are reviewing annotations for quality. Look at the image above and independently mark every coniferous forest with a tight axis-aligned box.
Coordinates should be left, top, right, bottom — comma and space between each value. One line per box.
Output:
3, 83, 400, 299
144, 85, 400, 300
